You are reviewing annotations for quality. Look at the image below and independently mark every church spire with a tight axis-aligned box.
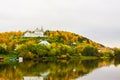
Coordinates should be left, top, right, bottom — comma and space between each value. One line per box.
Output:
41, 26, 44, 32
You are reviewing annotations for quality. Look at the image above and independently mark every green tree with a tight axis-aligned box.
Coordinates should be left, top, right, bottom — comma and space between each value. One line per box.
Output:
31, 44, 48, 57
0, 46, 7, 54
82, 45, 98, 56
114, 48, 120, 57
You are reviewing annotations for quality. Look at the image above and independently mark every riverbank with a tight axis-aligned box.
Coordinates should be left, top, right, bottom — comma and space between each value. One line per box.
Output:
0, 54, 108, 62
0, 54, 17, 62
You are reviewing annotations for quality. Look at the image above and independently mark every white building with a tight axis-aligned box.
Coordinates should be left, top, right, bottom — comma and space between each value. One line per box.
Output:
23, 27, 45, 37
19, 57, 23, 62
39, 40, 50, 45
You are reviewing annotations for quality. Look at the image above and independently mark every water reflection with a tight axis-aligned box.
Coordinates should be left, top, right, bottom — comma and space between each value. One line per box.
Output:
76, 64, 120, 80
23, 76, 44, 80
0, 59, 120, 80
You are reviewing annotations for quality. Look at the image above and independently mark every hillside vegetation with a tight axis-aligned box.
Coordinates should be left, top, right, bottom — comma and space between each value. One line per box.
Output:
0, 30, 120, 60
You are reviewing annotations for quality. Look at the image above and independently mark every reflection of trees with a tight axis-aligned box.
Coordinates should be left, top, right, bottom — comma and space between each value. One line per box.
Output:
114, 58, 120, 66
0, 62, 22, 80
0, 59, 117, 80
82, 60, 99, 69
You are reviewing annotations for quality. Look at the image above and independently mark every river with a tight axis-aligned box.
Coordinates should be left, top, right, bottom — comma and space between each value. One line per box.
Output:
0, 59, 120, 80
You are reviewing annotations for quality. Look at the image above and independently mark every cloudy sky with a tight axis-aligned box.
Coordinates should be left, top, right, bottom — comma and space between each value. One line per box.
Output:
0, 0, 120, 47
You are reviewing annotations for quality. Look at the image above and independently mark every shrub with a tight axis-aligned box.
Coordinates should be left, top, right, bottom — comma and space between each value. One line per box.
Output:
0, 46, 7, 54
82, 45, 98, 56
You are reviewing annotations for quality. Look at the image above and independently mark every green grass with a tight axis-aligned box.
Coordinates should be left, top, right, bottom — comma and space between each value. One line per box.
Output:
0, 53, 99, 62
0, 54, 17, 61
70, 55, 99, 60
80, 56, 99, 60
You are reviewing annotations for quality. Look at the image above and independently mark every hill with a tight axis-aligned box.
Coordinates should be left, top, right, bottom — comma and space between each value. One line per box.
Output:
44, 30, 104, 48
0, 30, 118, 60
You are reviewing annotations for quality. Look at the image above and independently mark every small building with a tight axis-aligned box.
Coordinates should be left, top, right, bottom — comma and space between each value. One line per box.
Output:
39, 40, 50, 45
72, 42, 77, 45
19, 57, 23, 62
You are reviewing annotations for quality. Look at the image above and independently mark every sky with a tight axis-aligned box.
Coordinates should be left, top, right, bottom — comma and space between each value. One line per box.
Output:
0, 0, 120, 48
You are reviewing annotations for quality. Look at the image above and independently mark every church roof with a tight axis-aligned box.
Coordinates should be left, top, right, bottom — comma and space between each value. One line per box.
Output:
34, 28, 41, 32
39, 40, 50, 45
24, 27, 44, 33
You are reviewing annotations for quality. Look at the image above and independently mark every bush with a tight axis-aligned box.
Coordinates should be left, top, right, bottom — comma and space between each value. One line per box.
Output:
104, 51, 114, 57
82, 45, 98, 56
114, 48, 120, 57
0, 46, 7, 54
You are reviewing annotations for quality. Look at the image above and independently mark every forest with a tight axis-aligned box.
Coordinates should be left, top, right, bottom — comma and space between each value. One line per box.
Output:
0, 30, 120, 60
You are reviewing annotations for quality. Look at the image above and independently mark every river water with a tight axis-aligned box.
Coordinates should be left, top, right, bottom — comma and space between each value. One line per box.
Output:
0, 59, 120, 80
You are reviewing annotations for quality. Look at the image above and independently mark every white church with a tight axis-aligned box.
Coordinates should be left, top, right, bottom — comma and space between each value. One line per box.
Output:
23, 27, 45, 37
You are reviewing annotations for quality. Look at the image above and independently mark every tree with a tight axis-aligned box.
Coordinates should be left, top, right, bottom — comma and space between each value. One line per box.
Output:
30, 44, 48, 57
0, 46, 7, 54
114, 48, 120, 57
82, 45, 98, 56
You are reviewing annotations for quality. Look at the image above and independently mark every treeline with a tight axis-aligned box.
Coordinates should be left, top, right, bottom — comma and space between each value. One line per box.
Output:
0, 31, 23, 52
15, 41, 102, 59
45, 30, 104, 47
0, 30, 120, 59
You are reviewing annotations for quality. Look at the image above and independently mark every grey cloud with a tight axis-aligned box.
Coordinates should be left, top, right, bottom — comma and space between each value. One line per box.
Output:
0, 0, 120, 47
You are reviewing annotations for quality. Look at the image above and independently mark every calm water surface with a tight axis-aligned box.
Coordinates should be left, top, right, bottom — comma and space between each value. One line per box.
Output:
0, 59, 120, 80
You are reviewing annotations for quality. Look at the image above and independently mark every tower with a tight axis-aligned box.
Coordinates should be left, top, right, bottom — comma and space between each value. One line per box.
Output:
41, 26, 44, 32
